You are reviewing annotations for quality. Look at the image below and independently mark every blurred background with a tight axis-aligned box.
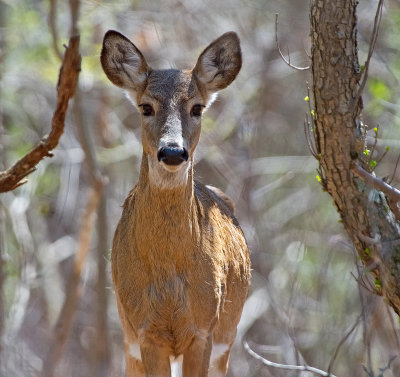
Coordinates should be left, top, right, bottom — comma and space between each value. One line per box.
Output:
1, 0, 400, 376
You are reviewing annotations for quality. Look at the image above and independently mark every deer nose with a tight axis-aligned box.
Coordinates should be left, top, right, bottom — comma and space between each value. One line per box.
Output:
157, 146, 189, 166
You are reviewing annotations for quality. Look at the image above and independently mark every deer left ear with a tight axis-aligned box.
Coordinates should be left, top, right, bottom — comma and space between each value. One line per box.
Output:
193, 32, 242, 93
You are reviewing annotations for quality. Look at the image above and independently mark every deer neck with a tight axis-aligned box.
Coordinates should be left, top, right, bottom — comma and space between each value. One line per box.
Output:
135, 152, 195, 222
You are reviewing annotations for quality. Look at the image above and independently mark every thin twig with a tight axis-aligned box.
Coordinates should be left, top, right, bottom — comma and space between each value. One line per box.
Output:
368, 126, 379, 169
353, 0, 384, 108
0, 36, 81, 193
49, 0, 63, 61
377, 356, 397, 377
351, 272, 376, 295
363, 355, 397, 377
375, 146, 389, 166
304, 114, 318, 159
388, 152, 400, 185
327, 314, 362, 374
244, 341, 337, 377
385, 305, 400, 355
275, 14, 310, 71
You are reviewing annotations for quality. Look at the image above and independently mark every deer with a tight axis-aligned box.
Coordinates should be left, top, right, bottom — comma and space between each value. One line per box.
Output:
101, 30, 251, 377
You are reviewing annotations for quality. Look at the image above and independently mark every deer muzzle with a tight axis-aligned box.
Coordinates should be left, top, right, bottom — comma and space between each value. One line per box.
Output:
157, 146, 189, 166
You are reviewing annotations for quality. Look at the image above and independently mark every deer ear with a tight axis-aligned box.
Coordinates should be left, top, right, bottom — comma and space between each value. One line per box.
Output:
101, 30, 150, 91
193, 32, 242, 93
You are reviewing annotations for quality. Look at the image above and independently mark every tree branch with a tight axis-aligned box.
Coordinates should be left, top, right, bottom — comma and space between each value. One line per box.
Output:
244, 341, 337, 377
350, 162, 400, 203
0, 36, 81, 193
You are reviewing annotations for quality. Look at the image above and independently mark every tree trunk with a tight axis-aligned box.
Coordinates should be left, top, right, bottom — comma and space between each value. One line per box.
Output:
310, 0, 400, 315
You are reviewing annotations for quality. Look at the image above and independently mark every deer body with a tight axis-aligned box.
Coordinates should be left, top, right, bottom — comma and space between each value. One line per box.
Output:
101, 31, 250, 377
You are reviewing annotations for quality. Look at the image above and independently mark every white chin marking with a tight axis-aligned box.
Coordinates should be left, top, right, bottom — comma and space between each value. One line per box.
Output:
148, 155, 189, 189
170, 355, 183, 377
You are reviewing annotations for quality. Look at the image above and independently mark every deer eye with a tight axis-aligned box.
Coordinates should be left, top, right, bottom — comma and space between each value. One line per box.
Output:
190, 104, 204, 117
139, 104, 155, 116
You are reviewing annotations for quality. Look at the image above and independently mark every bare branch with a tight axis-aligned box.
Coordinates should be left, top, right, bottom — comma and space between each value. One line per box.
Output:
244, 341, 338, 377
0, 36, 81, 193
350, 162, 400, 203
275, 14, 310, 71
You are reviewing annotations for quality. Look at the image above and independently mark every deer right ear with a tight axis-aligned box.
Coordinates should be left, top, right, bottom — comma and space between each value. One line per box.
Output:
101, 30, 150, 91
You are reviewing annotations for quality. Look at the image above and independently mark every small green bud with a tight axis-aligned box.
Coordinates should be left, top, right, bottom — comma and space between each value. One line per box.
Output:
370, 160, 377, 168
316, 175, 321, 182
304, 96, 310, 101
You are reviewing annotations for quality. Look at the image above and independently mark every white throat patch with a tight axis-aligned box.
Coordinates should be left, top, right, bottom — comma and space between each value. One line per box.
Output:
148, 154, 190, 189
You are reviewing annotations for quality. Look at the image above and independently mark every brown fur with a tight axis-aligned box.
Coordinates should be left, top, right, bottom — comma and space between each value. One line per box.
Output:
101, 31, 250, 377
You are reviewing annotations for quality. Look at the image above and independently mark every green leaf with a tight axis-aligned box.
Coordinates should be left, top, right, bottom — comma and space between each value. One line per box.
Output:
304, 96, 310, 101
373, 127, 378, 134
316, 175, 321, 182
363, 149, 370, 156
370, 160, 377, 168
365, 247, 371, 256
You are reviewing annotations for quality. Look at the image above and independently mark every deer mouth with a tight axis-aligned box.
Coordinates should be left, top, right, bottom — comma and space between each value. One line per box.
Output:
148, 153, 190, 189
161, 163, 187, 173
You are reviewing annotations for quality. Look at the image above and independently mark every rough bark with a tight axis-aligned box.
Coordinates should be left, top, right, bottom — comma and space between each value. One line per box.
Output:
310, 0, 400, 315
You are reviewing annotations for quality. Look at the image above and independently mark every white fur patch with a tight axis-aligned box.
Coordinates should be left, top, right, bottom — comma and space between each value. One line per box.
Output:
210, 343, 230, 365
128, 343, 141, 361
205, 92, 218, 109
148, 154, 190, 189
170, 355, 183, 377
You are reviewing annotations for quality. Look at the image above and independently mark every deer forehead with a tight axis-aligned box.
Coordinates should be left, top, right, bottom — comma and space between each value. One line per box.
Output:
140, 69, 203, 108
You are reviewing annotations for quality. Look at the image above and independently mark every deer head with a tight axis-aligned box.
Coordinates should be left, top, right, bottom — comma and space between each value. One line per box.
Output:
101, 31, 241, 189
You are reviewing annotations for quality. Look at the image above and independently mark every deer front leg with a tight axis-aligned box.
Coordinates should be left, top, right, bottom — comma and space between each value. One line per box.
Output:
140, 343, 172, 377
182, 332, 212, 377
124, 340, 145, 377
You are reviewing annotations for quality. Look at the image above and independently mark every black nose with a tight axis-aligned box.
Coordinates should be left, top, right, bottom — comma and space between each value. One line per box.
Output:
157, 146, 189, 166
